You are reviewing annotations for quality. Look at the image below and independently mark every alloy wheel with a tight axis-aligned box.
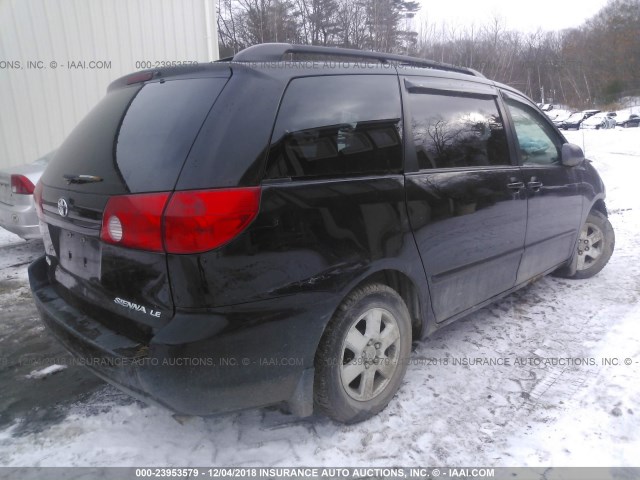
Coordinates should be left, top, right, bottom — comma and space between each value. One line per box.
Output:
340, 308, 401, 401
576, 221, 604, 271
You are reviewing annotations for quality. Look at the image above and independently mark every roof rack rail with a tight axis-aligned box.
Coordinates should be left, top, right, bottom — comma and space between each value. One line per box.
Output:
232, 43, 485, 78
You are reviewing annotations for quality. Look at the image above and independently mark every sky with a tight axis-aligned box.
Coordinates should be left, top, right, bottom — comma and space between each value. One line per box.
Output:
416, 0, 609, 33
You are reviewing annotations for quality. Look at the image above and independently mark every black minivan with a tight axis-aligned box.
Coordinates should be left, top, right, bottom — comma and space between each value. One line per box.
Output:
29, 43, 614, 424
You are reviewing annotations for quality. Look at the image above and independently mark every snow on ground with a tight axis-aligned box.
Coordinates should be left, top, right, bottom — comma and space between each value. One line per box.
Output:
0, 228, 23, 249
0, 128, 639, 467
25, 365, 68, 380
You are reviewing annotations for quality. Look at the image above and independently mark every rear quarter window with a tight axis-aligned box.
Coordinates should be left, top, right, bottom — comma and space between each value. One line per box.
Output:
265, 75, 403, 180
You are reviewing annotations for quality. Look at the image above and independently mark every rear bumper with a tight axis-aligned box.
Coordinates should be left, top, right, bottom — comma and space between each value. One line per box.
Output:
29, 256, 334, 416
0, 201, 40, 239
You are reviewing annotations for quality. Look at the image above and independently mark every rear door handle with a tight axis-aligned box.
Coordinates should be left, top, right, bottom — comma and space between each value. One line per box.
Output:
507, 181, 525, 191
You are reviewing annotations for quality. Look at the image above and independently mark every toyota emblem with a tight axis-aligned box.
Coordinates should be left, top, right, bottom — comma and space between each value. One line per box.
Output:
57, 198, 69, 217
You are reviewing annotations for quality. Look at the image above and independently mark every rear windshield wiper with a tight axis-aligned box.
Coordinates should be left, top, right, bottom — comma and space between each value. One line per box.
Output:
63, 174, 103, 184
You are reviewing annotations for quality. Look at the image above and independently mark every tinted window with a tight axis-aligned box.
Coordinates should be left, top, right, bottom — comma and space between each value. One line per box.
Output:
265, 76, 402, 179
504, 97, 562, 166
409, 92, 509, 170
116, 79, 227, 191
44, 77, 228, 194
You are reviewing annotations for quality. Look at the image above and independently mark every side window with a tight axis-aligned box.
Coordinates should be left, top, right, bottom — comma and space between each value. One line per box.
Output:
504, 97, 562, 166
408, 91, 509, 170
265, 76, 402, 180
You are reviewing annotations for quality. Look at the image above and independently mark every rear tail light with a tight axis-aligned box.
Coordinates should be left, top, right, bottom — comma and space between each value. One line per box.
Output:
33, 180, 44, 219
164, 187, 261, 254
101, 193, 170, 252
100, 187, 261, 254
107, 216, 123, 242
11, 175, 35, 195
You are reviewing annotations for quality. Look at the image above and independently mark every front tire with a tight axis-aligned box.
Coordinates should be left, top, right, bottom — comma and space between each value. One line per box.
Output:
314, 283, 412, 423
561, 210, 615, 279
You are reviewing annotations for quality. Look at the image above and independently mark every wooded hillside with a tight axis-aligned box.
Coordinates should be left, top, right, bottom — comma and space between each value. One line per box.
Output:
217, 0, 640, 108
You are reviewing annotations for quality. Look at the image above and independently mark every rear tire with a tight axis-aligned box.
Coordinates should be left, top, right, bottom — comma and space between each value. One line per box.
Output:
560, 210, 615, 279
314, 283, 411, 424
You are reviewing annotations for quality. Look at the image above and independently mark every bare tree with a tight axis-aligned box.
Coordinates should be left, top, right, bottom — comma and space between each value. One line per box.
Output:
216, 0, 640, 108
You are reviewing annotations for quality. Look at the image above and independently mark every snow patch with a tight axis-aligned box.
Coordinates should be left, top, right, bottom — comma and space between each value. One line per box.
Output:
25, 365, 68, 380
0, 227, 24, 247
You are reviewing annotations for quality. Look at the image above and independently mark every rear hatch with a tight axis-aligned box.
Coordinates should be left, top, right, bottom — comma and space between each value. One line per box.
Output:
38, 69, 230, 339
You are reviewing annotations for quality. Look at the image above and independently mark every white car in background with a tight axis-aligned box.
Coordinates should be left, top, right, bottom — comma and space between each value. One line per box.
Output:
549, 109, 573, 125
581, 112, 617, 130
0, 151, 55, 240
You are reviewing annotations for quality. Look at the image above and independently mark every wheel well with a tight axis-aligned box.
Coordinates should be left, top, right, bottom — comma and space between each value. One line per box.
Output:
592, 199, 608, 217
353, 270, 423, 341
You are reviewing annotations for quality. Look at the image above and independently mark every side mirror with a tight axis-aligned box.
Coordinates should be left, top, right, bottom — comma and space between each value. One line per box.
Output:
561, 143, 585, 167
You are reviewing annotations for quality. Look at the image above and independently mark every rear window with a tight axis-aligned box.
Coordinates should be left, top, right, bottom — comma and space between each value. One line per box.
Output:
43, 77, 228, 194
265, 75, 402, 180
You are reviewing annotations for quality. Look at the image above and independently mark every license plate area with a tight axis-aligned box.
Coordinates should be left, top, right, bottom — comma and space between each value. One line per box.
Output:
57, 229, 101, 280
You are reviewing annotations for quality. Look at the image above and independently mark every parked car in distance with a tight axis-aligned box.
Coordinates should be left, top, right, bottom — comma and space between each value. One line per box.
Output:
29, 43, 615, 424
560, 110, 601, 130
617, 113, 640, 128
581, 112, 616, 129
549, 109, 573, 125
0, 151, 55, 239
